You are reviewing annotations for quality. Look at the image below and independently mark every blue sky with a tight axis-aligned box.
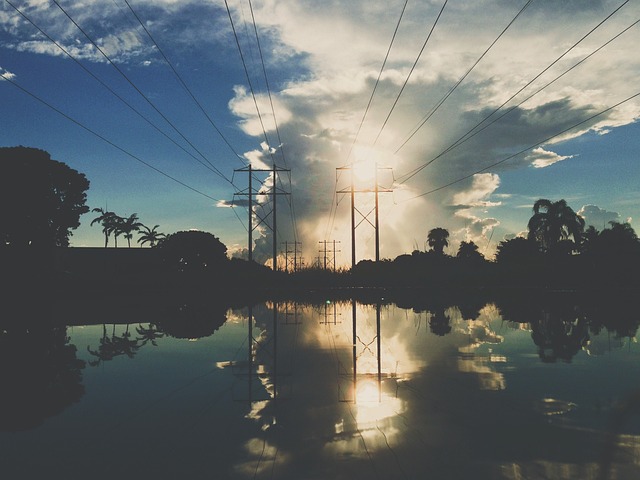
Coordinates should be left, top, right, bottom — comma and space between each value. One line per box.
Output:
1, 0, 639, 263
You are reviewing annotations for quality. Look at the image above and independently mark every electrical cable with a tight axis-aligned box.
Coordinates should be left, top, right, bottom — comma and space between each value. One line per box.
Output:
1, 71, 223, 202
395, 1, 633, 185
371, 0, 449, 146
403, 90, 640, 201
395, 0, 534, 152
4, 0, 234, 184
123, 0, 247, 164
50, 0, 232, 184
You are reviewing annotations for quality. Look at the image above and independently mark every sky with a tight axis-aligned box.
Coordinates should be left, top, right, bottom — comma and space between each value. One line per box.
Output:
1, 0, 639, 265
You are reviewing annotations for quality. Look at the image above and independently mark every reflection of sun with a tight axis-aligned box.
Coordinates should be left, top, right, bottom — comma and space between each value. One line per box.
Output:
353, 378, 403, 428
356, 378, 380, 404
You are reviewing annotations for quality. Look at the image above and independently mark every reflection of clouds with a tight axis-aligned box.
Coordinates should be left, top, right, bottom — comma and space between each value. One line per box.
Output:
456, 307, 506, 391
223, 300, 640, 478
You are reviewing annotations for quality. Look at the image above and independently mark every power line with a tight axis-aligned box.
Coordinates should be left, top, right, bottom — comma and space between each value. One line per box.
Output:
344, 0, 409, 164
3, 0, 232, 184
50, 0, 233, 184
247, 0, 300, 244
371, 0, 449, 146
1, 71, 222, 203
395, 0, 632, 185
395, 0, 534, 153
404, 90, 640, 201
122, 0, 247, 164
224, 0, 276, 162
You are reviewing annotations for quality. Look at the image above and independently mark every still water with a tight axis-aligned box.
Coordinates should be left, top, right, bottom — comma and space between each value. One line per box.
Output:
1, 294, 640, 479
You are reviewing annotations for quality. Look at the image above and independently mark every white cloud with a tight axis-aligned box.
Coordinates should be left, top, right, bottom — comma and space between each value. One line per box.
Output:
3, 0, 639, 260
577, 204, 621, 230
0, 66, 16, 80
527, 147, 575, 168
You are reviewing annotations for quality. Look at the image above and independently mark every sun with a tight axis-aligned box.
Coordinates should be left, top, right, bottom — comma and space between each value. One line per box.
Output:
351, 158, 377, 185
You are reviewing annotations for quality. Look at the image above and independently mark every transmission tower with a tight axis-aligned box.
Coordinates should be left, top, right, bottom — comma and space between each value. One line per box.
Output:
336, 163, 392, 268
234, 163, 290, 270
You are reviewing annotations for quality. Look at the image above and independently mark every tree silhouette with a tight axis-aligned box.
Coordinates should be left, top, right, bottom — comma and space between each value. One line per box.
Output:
527, 199, 584, 253
456, 240, 484, 261
119, 213, 143, 248
427, 227, 450, 255
429, 307, 452, 336
160, 230, 228, 274
495, 237, 540, 265
90, 208, 117, 248
0, 146, 89, 247
137, 224, 166, 247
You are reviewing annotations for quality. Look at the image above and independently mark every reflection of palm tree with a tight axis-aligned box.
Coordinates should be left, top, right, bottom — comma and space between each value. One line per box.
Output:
427, 228, 449, 255
87, 324, 141, 366
527, 199, 584, 252
137, 224, 166, 247
136, 323, 164, 346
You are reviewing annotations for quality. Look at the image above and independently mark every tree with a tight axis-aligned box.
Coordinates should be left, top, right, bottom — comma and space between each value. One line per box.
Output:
456, 240, 484, 261
90, 208, 118, 248
0, 146, 90, 247
137, 224, 166, 247
159, 230, 228, 274
495, 237, 540, 265
590, 221, 640, 258
119, 213, 143, 248
527, 199, 584, 253
427, 227, 450, 255
579, 225, 599, 254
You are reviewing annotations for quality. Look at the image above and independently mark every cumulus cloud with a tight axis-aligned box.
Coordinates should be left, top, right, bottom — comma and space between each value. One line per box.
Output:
577, 204, 621, 230
3, 0, 639, 262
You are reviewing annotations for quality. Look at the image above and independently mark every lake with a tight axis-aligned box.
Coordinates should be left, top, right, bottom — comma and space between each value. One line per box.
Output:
1, 292, 639, 479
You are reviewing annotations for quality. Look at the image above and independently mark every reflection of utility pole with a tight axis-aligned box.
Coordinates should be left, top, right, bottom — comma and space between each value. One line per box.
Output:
319, 240, 341, 270
282, 241, 302, 272
336, 164, 392, 268
232, 303, 292, 403
234, 163, 290, 269
319, 301, 340, 325
338, 301, 383, 403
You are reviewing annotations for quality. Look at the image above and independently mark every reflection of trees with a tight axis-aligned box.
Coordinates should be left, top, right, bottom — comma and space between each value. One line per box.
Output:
155, 299, 227, 339
136, 323, 164, 346
530, 308, 589, 363
429, 307, 452, 336
87, 324, 141, 366
0, 321, 85, 431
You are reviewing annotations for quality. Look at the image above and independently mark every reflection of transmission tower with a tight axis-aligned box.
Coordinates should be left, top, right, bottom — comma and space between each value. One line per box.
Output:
282, 241, 302, 272
336, 164, 392, 268
234, 163, 290, 270
338, 301, 384, 403
318, 240, 341, 270
232, 303, 291, 404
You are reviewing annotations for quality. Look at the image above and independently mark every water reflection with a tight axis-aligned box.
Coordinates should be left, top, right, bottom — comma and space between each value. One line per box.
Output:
1, 292, 640, 479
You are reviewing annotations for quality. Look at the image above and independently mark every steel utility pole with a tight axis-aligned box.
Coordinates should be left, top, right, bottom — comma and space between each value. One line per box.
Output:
234, 163, 290, 270
336, 163, 392, 268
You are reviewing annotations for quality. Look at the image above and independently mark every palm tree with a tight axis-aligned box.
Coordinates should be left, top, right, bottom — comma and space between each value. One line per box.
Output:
119, 213, 143, 248
90, 207, 117, 248
427, 227, 449, 255
527, 199, 585, 253
137, 224, 166, 247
